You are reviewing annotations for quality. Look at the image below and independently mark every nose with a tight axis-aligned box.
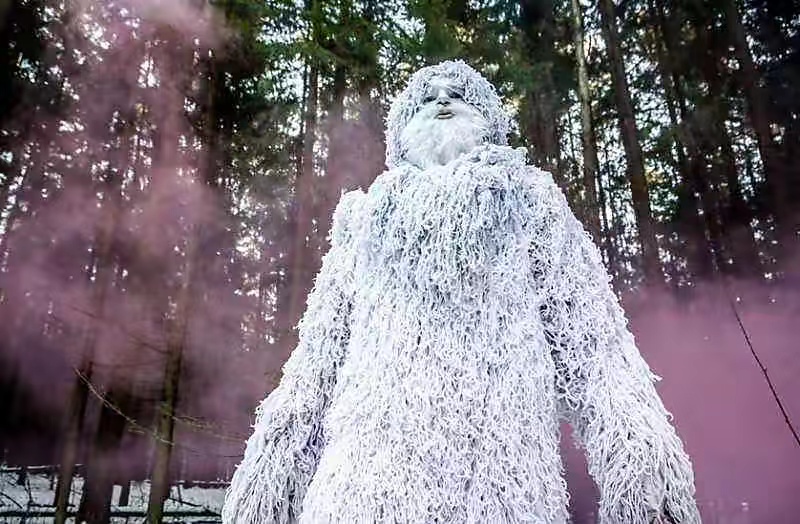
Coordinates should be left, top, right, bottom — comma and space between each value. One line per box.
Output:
436, 88, 450, 106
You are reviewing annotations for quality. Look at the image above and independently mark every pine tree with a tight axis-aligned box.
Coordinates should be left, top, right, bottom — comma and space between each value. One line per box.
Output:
599, 0, 661, 283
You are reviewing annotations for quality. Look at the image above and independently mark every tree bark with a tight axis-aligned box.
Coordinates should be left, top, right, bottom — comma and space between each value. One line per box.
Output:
688, 11, 762, 276
146, 243, 194, 523
357, 82, 385, 183
650, 0, 717, 279
54, 173, 120, 524
78, 381, 134, 523
118, 479, 130, 507
520, 0, 563, 182
599, 139, 621, 283
569, 0, 601, 241
0, 139, 39, 281
0, 357, 20, 465
146, 31, 225, 518
716, 125, 761, 274
317, 64, 347, 253
357, 0, 386, 182
598, 0, 661, 283
647, 0, 691, 181
721, 0, 784, 219
285, 46, 319, 351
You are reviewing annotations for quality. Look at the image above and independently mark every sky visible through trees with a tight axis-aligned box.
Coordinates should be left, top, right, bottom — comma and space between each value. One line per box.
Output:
0, 0, 799, 522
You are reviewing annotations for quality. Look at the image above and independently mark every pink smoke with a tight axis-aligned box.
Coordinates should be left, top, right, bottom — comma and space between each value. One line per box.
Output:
562, 280, 800, 523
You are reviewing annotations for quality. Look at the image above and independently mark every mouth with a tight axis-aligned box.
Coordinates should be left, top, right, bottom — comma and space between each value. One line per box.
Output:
435, 109, 455, 119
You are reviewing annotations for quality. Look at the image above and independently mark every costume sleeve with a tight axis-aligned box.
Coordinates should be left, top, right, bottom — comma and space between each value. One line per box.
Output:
535, 178, 700, 524
222, 191, 362, 524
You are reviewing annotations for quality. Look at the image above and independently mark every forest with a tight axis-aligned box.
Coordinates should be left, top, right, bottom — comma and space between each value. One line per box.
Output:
0, 0, 798, 522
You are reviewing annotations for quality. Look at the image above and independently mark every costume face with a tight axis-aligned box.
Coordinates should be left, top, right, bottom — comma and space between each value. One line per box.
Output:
399, 76, 491, 169
385, 60, 511, 169
417, 76, 470, 121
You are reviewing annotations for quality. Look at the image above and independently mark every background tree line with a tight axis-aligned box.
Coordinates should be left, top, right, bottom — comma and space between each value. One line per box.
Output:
0, 0, 798, 522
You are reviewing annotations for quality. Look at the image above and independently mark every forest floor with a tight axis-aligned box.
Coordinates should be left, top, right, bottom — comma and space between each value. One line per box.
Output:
0, 465, 759, 523
0, 466, 224, 522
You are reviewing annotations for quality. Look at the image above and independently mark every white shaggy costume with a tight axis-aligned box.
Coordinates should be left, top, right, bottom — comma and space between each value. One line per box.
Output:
223, 61, 699, 524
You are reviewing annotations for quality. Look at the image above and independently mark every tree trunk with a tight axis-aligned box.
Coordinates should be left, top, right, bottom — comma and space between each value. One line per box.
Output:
647, 0, 690, 181
54, 177, 120, 524
0, 140, 38, 279
71, 94, 142, 521
357, 82, 385, 182
78, 381, 133, 523
716, 124, 761, 274
53, 353, 93, 524
146, 244, 193, 523
118, 479, 130, 507
598, 0, 661, 283
285, 56, 319, 349
691, 15, 762, 276
569, 0, 601, 241
599, 139, 621, 283
254, 269, 271, 353
596, 158, 615, 272
148, 104, 199, 524
0, 358, 20, 464
519, 0, 563, 184
721, 0, 783, 217
317, 64, 347, 253
148, 41, 221, 520
146, 158, 202, 519
650, 0, 716, 280
357, 0, 386, 182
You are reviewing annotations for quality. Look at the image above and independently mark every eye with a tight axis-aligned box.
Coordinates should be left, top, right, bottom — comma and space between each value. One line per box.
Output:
423, 95, 436, 103
449, 90, 463, 99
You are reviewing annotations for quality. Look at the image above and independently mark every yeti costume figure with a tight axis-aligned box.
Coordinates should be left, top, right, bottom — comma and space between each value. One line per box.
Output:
223, 61, 700, 524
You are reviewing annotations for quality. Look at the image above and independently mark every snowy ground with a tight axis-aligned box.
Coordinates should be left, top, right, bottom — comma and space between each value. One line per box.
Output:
1, 466, 757, 523
0, 466, 224, 522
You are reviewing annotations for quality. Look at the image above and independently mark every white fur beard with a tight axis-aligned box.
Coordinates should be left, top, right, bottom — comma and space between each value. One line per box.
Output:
400, 112, 489, 170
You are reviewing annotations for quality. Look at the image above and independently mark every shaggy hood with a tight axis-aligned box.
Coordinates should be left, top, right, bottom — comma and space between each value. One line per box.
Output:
385, 60, 511, 168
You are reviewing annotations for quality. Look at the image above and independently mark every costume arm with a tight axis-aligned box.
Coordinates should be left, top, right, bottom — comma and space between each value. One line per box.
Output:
536, 179, 700, 524
222, 191, 362, 524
